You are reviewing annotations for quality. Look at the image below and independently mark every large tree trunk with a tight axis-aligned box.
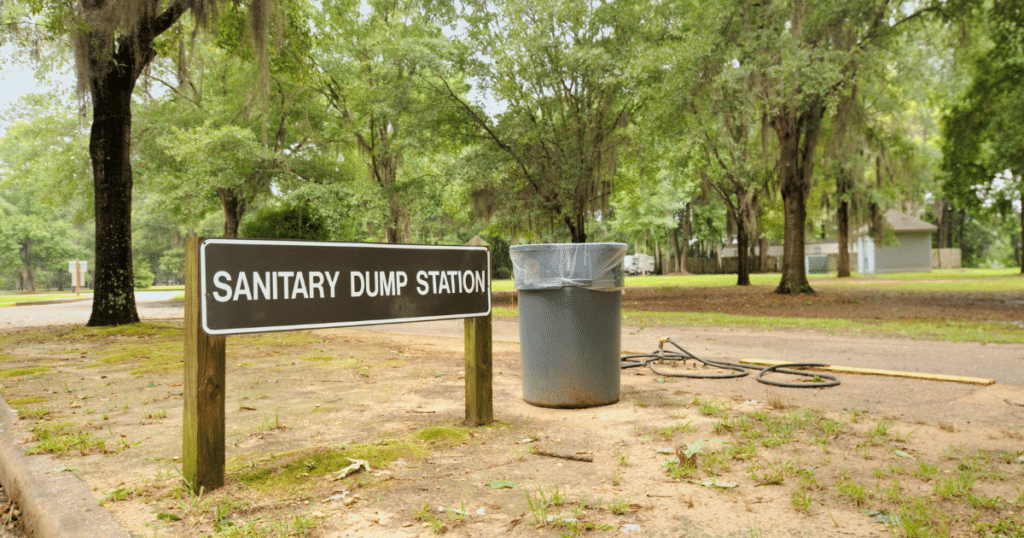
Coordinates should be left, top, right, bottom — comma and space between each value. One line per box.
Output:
83, 2, 191, 326
218, 188, 246, 238
20, 241, 35, 292
565, 212, 587, 243
87, 51, 141, 326
936, 198, 953, 249
735, 207, 750, 286
836, 174, 851, 278
772, 102, 823, 295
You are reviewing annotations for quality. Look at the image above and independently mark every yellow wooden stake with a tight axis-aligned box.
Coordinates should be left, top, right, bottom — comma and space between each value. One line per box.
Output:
740, 359, 995, 386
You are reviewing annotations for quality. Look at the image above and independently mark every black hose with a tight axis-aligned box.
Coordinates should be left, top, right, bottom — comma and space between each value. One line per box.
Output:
621, 337, 839, 389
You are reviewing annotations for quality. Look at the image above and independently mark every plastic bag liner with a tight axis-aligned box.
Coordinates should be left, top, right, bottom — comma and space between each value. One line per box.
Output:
510, 243, 627, 291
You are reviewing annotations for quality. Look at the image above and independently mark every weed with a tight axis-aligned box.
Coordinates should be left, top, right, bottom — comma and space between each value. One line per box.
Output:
974, 514, 1024, 538
966, 491, 1002, 509
765, 392, 788, 410
143, 409, 168, 420
934, 472, 977, 499
693, 397, 731, 417
726, 440, 758, 461
26, 423, 106, 456
836, 480, 869, 506
525, 488, 550, 525
613, 450, 630, 467
748, 458, 794, 486
609, 497, 632, 515
16, 406, 51, 420
100, 486, 138, 504
868, 418, 894, 444
213, 514, 317, 537
714, 415, 752, 434
791, 488, 812, 513
655, 421, 698, 439
914, 461, 939, 479
894, 497, 949, 538
883, 479, 905, 503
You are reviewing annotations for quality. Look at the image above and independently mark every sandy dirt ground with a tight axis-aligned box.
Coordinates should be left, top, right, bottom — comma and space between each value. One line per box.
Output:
0, 286, 1022, 537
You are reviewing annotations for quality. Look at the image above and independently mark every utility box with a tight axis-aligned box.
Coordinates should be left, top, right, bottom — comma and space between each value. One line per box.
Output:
510, 243, 626, 408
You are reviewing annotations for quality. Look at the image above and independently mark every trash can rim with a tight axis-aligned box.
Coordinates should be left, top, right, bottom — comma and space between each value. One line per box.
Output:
509, 242, 627, 251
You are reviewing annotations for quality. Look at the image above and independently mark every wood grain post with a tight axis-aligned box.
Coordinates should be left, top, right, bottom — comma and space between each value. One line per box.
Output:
183, 237, 227, 493
464, 313, 493, 426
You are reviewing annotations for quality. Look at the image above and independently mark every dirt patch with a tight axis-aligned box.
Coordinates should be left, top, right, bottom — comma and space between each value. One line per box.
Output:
492, 284, 1024, 323
616, 285, 1024, 323
0, 315, 1022, 537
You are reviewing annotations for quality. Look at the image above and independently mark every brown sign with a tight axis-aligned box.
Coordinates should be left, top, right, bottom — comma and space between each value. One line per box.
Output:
200, 239, 490, 335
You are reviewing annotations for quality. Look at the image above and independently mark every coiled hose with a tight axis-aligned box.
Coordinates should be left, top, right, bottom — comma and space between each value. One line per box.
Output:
621, 337, 840, 389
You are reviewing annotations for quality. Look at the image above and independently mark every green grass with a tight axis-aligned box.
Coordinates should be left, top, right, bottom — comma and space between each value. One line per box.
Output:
0, 293, 90, 307
618, 310, 1024, 344
0, 366, 51, 378
233, 425, 470, 492
26, 422, 106, 456
495, 268, 1020, 293
493, 301, 1022, 341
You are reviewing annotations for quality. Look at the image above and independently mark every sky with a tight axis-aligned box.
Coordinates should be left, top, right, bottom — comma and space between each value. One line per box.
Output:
0, 46, 75, 134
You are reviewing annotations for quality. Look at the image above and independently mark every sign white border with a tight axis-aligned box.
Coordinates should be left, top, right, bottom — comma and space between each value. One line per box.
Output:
199, 239, 491, 335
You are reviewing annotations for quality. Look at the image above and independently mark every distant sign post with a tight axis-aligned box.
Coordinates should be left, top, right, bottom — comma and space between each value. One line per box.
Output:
68, 260, 87, 295
184, 238, 492, 492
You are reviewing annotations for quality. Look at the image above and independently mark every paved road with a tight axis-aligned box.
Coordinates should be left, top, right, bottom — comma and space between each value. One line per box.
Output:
3, 292, 1023, 386
0, 291, 182, 330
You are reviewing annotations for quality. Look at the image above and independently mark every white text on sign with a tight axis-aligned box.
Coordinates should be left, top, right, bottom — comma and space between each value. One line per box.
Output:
211, 269, 487, 302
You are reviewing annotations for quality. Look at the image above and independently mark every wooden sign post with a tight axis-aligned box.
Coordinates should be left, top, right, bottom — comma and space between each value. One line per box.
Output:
183, 238, 492, 493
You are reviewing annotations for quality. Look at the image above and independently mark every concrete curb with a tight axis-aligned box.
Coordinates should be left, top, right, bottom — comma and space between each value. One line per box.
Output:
0, 400, 130, 538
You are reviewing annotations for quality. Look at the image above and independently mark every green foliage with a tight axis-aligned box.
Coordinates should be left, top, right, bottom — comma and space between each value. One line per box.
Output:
133, 264, 154, 289
450, 0, 654, 243
243, 202, 329, 241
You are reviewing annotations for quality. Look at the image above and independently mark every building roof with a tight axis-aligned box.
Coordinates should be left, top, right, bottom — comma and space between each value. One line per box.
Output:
884, 209, 938, 232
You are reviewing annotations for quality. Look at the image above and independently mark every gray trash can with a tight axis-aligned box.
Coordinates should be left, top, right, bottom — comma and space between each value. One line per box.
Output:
510, 243, 627, 408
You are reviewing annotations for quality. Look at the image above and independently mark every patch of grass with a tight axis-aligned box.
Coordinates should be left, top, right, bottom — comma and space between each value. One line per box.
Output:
412, 425, 470, 445
975, 514, 1024, 538
298, 355, 337, 362
491, 306, 518, 318
7, 396, 48, 405
619, 311, 1024, 344
914, 461, 939, 480
94, 342, 182, 374
693, 397, 731, 417
239, 332, 321, 347
100, 485, 139, 504
747, 458, 795, 486
894, 497, 950, 538
934, 472, 978, 499
655, 421, 698, 439
791, 487, 813, 513
58, 322, 180, 340
16, 406, 51, 420
836, 480, 870, 506
212, 514, 317, 538
233, 426, 468, 492
26, 422, 106, 456
0, 366, 51, 378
